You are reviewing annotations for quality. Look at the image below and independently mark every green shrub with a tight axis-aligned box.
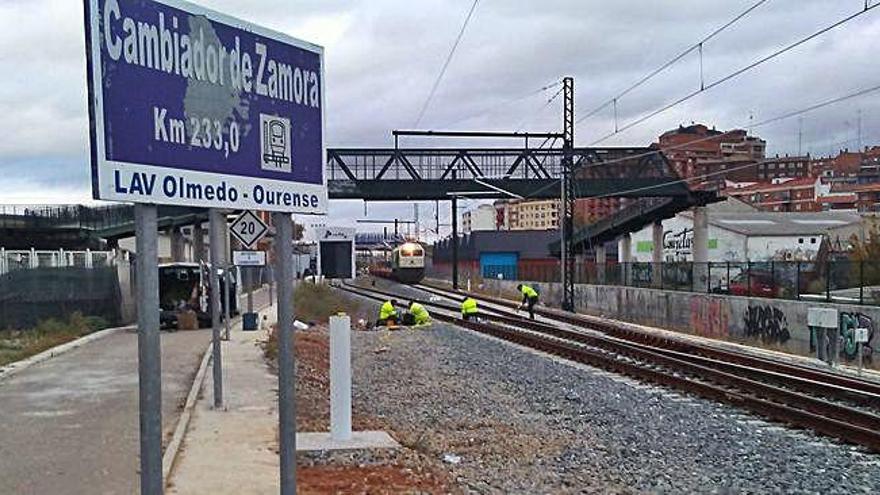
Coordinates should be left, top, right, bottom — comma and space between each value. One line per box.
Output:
0, 312, 110, 367
293, 282, 361, 324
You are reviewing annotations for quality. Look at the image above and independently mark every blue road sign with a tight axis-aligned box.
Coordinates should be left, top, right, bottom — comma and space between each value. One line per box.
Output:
84, 0, 326, 213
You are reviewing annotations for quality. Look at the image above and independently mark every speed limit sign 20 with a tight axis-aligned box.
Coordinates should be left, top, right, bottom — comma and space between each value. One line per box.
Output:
229, 211, 269, 249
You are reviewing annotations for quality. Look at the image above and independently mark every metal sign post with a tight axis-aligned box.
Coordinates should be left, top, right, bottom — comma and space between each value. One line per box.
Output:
224, 267, 232, 341
209, 210, 225, 408
233, 251, 265, 331
134, 204, 162, 494
274, 213, 296, 493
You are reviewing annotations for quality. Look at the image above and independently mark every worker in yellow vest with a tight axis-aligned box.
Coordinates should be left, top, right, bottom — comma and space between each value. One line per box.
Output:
378, 299, 399, 326
406, 300, 431, 326
460, 296, 479, 321
516, 284, 539, 319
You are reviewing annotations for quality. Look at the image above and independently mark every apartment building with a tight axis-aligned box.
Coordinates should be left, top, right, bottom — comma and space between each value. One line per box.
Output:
492, 199, 560, 231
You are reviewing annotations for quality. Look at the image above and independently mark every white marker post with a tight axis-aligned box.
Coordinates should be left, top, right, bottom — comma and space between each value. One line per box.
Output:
856, 327, 869, 375
330, 314, 352, 441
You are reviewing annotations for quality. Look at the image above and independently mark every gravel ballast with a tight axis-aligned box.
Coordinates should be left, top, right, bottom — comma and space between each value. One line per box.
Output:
350, 321, 880, 494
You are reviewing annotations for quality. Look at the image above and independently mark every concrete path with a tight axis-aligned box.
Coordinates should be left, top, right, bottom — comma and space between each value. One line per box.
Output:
0, 328, 212, 495
168, 305, 280, 494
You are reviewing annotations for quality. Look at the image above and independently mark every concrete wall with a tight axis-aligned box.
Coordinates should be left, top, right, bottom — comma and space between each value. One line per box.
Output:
482, 279, 879, 364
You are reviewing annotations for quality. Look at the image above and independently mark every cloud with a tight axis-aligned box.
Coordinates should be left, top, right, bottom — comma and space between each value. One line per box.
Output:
1, 0, 879, 235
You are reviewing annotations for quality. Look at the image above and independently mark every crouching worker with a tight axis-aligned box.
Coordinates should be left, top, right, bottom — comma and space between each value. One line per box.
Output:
403, 300, 431, 326
460, 296, 479, 321
516, 284, 539, 320
377, 299, 399, 326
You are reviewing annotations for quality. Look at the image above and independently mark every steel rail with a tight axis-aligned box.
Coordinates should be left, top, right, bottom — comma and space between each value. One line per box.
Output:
337, 282, 880, 452
409, 283, 880, 410
414, 283, 880, 398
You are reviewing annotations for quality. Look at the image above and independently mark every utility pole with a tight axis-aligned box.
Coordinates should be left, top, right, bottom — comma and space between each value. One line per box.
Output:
561, 76, 575, 312
798, 116, 803, 156
414, 203, 420, 241
858, 109, 863, 151
452, 170, 459, 290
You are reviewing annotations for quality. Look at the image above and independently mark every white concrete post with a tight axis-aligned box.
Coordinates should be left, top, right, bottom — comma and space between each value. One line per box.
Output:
85, 248, 93, 268
329, 314, 352, 441
596, 244, 607, 285
619, 234, 632, 285
0, 248, 5, 275
693, 206, 709, 291
652, 221, 663, 288
30, 248, 37, 269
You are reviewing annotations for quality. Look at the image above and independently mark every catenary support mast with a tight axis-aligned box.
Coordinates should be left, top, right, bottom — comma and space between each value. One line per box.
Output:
561, 76, 575, 311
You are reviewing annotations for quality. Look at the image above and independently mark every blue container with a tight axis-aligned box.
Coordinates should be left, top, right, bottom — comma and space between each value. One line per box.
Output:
242, 312, 259, 331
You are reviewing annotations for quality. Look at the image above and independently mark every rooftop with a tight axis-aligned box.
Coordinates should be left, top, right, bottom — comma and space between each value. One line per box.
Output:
682, 211, 863, 236
726, 177, 817, 194
816, 194, 857, 204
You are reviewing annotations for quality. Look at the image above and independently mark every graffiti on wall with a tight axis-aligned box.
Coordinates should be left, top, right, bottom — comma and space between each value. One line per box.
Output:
689, 297, 730, 339
742, 305, 791, 344
840, 312, 874, 361
663, 228, 693, 260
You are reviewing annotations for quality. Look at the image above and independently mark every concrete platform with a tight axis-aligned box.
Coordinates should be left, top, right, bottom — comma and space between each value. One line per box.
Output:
295, 431, 400, 452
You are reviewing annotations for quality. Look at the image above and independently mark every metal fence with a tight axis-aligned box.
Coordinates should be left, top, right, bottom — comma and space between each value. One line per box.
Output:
432, 260, 880, 306
0, 249, 115, 274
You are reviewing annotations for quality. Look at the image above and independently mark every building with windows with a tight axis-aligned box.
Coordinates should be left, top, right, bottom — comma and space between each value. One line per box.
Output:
492, 199, 560, 231
655, 123, 765, 180
461, 204, 496, 233
757, 155, 813, 180
625, 201, 863, 262
855, 183, 880, 213
857, 146, 880, 183
724, 177, 822, 212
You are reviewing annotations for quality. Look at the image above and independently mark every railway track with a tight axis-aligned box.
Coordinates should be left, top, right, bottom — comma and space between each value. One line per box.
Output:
411, 282, 880, 400
336, 280, 880, 453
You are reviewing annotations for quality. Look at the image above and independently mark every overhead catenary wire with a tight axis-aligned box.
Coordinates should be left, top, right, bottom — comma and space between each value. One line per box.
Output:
515, 85, 565, 132
576, 0, 771, 124
413, 0, 480, 128
589, 2, 880, 145
520, 81, 880, 200
439, 80, 563, 130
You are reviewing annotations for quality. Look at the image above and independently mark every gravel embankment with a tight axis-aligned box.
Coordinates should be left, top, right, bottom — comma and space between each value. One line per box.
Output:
349, 322, 880, 494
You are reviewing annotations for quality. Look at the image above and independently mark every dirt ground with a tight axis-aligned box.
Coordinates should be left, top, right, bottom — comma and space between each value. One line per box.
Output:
292, 327, 455, 494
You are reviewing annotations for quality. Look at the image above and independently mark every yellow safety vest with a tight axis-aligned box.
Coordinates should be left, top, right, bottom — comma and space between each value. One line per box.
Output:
520, 285, 538, 298
409, 302, 430, 324
461, 298, 478, 315
379, 301, 397, 320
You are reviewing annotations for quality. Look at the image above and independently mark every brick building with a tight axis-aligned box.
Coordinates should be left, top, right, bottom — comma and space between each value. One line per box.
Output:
756, 155, 812, 180
725, 177, 821, 212
693, 157, 760, 188
656, 123, 765, 180
855, 183, 880, 213
857, 146, 880, 183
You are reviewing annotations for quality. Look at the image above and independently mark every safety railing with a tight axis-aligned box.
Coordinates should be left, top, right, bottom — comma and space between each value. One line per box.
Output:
0, 249, 116, 275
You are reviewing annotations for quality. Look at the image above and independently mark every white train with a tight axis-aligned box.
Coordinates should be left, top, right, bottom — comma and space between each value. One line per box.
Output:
390, 242, 426, 283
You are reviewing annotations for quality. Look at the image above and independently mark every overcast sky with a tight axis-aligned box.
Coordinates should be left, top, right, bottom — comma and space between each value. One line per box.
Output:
1, 0, 879, 237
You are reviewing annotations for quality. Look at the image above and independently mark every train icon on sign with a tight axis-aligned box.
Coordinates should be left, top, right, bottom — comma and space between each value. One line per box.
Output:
260, 114, 292, 172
